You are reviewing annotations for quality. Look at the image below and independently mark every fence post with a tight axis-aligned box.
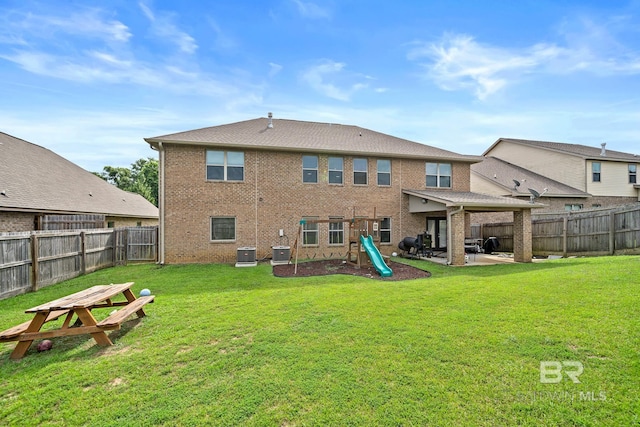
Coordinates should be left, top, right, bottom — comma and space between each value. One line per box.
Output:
112, 229, 117, 266
30, 233, 39, 292
609, 212, 616, 255
562, 216, 568, 257
80, 231, 87, 275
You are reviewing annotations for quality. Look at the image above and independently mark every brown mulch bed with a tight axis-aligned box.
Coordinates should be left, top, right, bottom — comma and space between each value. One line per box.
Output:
272, 259, 431, 281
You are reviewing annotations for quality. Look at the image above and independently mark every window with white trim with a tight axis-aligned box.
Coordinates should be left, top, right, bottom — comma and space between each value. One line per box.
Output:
426, 163, 451, 188
353, 158, 368, 185
303, 155, 318, 183
380, 217, 391, 244
211, 217, 236, 241
377, 159, 391, 186
329, 157, 343, 184
564, 204, 583, 212
302, 218, 318, 245
329, 218, 344, 245
629, 164, 637, 184
206, 150, 244, 181
592, 162, 601, 182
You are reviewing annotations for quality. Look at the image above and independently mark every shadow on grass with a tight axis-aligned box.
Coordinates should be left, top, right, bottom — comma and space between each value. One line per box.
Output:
0, 318, 144, 364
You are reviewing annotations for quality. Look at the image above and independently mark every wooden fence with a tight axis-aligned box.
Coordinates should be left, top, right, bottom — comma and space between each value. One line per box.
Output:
0, 226, 157, 300
478, 205, 640, 256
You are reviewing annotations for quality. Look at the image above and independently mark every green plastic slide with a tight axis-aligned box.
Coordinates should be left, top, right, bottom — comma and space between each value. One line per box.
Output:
360, 235, 393, 277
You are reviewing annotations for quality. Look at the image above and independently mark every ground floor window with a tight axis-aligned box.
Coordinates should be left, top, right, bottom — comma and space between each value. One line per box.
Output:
211, 217, 236, 241
302, 218, 319, 245
379, 217, 391, 244
565, 204, 583, 211
329, 218, 344, 245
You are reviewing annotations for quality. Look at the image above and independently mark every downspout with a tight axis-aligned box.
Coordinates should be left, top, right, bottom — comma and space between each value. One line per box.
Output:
447, 205, 464, 265
156, 142, 165, 265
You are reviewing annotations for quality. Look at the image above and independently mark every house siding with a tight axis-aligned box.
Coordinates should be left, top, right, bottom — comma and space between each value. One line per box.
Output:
488, 142, 586, 191
586, 160, 639, 197
162, 143, 471, 263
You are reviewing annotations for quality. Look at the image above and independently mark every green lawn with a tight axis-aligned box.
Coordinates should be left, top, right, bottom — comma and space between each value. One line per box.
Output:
1, 256, 639, 426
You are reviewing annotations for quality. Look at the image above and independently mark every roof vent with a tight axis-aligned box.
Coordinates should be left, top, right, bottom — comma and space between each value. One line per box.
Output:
267, 112, 273, 129
600, 142, 606, 156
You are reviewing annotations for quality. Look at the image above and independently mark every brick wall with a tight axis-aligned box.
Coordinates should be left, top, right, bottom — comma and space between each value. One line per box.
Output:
0, 212, 36, 232
105, 217, 158, 228
162, 144, 473, 263
0, 212, 156, 233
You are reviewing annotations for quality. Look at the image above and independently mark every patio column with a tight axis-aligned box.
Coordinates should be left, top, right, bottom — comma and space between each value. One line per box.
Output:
513, 209, 533, 263
448, 207, 466, 266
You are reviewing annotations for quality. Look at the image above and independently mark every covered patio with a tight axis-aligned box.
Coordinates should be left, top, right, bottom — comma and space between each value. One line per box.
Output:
402, 190, 544, 266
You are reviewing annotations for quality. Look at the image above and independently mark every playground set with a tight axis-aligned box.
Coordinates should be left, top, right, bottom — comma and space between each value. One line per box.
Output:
291, 210, 393, 277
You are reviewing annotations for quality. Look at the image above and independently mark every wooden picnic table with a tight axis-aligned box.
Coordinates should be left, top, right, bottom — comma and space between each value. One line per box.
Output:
0, 282, 154, 360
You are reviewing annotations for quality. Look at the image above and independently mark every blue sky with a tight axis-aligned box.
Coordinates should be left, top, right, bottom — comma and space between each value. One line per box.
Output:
2, 0, 640, 172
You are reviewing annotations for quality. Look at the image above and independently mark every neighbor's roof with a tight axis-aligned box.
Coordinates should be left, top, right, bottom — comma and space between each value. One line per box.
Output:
471, 157, 590, 198
145, 117, 481, 163
484, 138, 640, 162
403, 189, 545, 210
0, 132, 158, 218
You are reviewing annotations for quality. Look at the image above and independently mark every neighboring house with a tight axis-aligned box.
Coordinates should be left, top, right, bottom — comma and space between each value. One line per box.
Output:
0, 132, 158, 232
471, 157, 592, 223
478, 138, 640, 212
145, 115, 540, 266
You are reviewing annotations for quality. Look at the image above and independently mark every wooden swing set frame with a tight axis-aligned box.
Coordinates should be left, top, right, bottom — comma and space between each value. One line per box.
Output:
290, 208, 384, 274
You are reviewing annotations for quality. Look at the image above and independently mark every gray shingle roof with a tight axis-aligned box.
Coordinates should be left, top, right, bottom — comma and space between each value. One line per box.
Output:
471, 157, 590, 197
486, 138, 640, 161
0, 132, 158, 218
403, 189, 543, 209
145, 117, 481, 162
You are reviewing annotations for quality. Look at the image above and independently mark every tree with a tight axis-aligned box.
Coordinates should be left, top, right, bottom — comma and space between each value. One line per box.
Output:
95, 158, 158, 206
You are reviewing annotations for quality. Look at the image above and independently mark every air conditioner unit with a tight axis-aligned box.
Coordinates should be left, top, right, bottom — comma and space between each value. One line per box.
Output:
271, 245, 290, 265
235, 247, 257, 267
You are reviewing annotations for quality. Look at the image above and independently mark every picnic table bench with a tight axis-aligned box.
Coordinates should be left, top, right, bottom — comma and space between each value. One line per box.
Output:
0, 282, 154, 360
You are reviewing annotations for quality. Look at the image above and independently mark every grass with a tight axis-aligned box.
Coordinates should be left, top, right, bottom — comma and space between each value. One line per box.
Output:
0, 256, 639, 426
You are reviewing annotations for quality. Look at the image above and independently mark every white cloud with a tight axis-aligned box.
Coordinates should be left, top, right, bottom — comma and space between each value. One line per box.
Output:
408, 34, 564, 100
138, 2, 197, 54
301, 60, 368, 101
291, 0, 330, 19
269, 62, 283, 77
410, 15, 640, 100
0, 7, 131, 44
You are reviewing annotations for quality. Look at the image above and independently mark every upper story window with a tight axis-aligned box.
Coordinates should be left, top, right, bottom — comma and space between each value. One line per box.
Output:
426, 163, 452, 188
303, 155, 318, 183
206, 150, 244, 181
629, 164, 637, 184
353, 158, 368, 185
377, 159, 391, 186
329, 157, 343, 184
592, 162, 601, 182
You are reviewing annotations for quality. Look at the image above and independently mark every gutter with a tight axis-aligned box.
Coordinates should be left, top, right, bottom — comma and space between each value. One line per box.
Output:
149, 141, 165, 265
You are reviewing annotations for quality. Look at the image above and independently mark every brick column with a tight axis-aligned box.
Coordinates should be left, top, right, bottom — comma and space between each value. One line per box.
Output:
448, 207, 466, 266
513, 209, 532, 263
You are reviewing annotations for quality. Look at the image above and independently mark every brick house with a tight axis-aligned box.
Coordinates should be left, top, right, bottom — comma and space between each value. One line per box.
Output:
0, 132, 158, 232
145, 115, 539, 266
